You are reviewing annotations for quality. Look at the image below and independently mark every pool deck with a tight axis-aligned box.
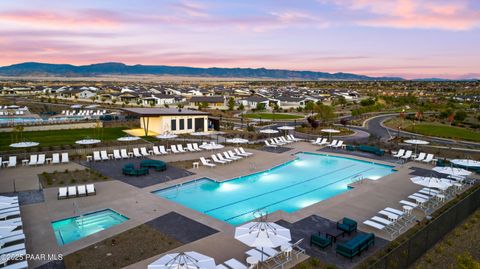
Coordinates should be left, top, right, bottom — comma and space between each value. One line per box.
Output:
1, 141, 476, 268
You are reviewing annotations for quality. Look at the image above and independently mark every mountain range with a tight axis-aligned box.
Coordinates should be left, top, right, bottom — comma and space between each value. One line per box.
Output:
0, 62, 405, 80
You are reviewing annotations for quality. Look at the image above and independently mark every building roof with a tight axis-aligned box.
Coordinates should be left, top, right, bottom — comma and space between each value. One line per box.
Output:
122, 107, 209, 116
190, 96, 225, 103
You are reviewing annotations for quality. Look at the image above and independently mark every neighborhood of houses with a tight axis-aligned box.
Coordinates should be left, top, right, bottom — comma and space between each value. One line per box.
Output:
0, 84, 362, 110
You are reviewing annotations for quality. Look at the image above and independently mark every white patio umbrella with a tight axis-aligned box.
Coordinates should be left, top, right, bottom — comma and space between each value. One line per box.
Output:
259, 129, 279, 134
410, 176, 451, 190
404, 139, 429, 156
432, 167, 472, 177
235, 221, 291, 261
321, 128, 340, 140
70, 104, 82, 109
75, 139, 101, 145
226, 138, 249, 144
117, 136, 141, 142
156, 133, 178, 147
277, 126, 294, 130
85, 104, 99, 109
148, 251, 216, 269
450, 159, 480, 168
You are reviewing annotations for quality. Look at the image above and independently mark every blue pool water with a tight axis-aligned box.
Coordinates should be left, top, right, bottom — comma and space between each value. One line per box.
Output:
154, 153, 395, 225
52, 209, 128, 245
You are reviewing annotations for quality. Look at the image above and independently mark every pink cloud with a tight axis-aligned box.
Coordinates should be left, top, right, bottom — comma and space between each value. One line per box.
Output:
324, 0, 480, 30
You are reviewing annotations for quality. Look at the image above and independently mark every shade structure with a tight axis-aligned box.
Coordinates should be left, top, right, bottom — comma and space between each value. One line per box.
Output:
321, 129, 340, 133
450, 159, 480, 168
259, 129, 279, 134
432, 167, 472, 177
148, 251, 216, 269
410, 176, 451, 190
226, 138, 249, 144
156, 134, 178, 139
9, 142, 39, 148
404, 139, 429, 145
277, 126, 294, 130
75, 139, 101, 145
117, 136, 141, 142
235, 221, 291, 249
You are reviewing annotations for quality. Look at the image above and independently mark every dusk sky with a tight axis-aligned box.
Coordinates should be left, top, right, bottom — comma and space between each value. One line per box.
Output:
0, 0, 479, 79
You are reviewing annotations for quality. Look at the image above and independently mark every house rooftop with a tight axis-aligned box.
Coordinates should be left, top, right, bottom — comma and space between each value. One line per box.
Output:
121, 107, 209, 116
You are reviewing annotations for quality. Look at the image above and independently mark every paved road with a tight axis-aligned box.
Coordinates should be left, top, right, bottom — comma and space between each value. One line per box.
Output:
365, 114, 480, 149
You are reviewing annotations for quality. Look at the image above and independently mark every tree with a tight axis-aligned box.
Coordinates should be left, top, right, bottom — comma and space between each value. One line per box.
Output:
314, 104, 335, 124
360, 98, 375, 106
454, 110, 467, 122
238, 103, 244, 111
198, 102, 208, 110
255, 102, 266, 111
228, 97, 235, 111
304, 101, 315, 115
307, 116, 319, 129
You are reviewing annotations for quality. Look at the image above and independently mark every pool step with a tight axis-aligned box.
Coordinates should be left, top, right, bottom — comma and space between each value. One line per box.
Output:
75, 214, 119, 226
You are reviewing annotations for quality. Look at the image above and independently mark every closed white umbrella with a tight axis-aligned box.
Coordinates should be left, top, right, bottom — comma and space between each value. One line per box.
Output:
410, 176, 451, 190
235, 221, 291, 261
432, 167, 472, 177
148, 251, 216, 269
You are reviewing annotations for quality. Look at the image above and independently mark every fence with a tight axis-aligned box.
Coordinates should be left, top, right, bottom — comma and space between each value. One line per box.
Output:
365, 185, 480, 269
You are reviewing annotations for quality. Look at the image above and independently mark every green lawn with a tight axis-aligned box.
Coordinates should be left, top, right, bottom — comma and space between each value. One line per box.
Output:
243, 113, 304, 120
385, 119, 480, 143
0, 127, 128, 151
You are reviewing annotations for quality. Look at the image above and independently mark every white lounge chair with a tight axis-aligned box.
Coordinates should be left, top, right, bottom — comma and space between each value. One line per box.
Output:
77, 185, 87, 197
153, 146, 162, 155
93, 151, 102, 161
113, 150, 122, 159
234, 148, 249, 157
228, 150, 242, 160
133, 148, 142, 157
400, 200, 418, 208
288, 135, 302, 141
422, 154, 435, 163
218, 153, 233, 163
279, 136, 292, 144
265, 140, 277, 148
36, 154, 45, 165
67, 186, 77, 198
318, 138, 329, 145
121, 149, 129, 158
186, 143, 197, 152
86, 184, 96, 195
193, 143, 202, 151
224, 151, 240, 161
273, 138, 286, 146
2, 261, 28, 269
171, 145, 180, 154
363, 220, 397, 238
327, 140, 338, 147
61, 152, 69, 163
239, 147, 253, 156
401, 150, 412, 160
140, 147, 150, 156
211, 154, 227, 164
177, 144, 187, 153
51, 153, 60, 164
311, 138, 322, 145
28, 155, 38, 166
100, 150, 109, 160
393, 149, 405, 158
159, 146, 168, 154
413, 152, 426, 162
332, 140, 344, 148
58, 187, 67, 199
200, 157, 216, 167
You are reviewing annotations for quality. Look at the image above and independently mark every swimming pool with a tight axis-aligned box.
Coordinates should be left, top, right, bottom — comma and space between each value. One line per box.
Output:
154, 153, 395, 225
52, 209, 128, 245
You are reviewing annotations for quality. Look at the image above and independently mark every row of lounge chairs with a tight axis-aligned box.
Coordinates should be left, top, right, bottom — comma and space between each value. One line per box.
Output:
62, 109, 107, 116
58, 184, 96, 199
311, 138, 344, 148
0, 196, 28, 269
363, 207, 416, 238
392, 149, 437, 163
1, 153, 69, 168
200, 148, 253, 167
264, 135, 302, 148
91, 143, 206, 161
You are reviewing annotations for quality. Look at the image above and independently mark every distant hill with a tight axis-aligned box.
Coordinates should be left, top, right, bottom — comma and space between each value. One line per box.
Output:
0, 62, 405, 81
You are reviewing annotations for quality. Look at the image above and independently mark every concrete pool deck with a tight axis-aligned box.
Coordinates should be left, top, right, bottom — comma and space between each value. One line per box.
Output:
2, 141, 476, 268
